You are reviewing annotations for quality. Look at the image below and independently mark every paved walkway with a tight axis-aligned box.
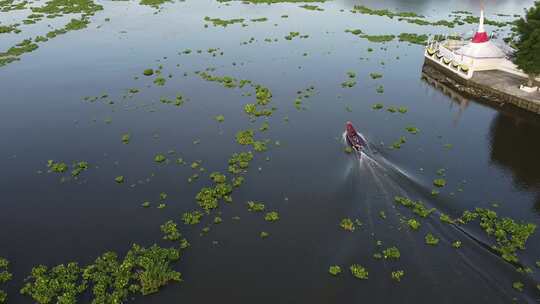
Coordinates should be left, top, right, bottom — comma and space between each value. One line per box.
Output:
472, 70, 540, 105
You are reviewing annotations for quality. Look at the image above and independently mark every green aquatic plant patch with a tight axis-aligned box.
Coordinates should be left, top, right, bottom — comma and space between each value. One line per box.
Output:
391, 270, 404, 282
264, 211, 279, 222
121, 134, 130, 144
182, 210, 203, 225
433, 178, 446, 187
160, 220, 181, 241
47, 160, 68, 173
398, 33, 428, 45
425, 233, 439, 246
407, 218, 421, 230
394, 196, 435, 218
349, 264, 368, 279
0, 257, 12, 304
458, 208, 536, 263
340, 218, 355, 231
299, 4, 323, 11
247, 201, 265, 212
328, 265, 341, 276
204, 16, 245, 27
382, 247, 400, 259
351, 5, 423, 19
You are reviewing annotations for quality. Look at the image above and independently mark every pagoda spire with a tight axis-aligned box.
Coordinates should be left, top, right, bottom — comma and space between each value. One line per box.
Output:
478, 7, 485, 33
472, 4, 489, 43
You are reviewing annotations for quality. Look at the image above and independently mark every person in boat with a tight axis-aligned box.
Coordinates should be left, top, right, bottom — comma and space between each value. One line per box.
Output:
346, 121, 364, 151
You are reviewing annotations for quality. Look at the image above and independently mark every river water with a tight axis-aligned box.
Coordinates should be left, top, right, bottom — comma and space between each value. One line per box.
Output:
1, 0, 539, 303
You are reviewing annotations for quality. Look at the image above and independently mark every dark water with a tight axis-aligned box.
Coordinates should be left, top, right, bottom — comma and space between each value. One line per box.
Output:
1, 0, 539, 303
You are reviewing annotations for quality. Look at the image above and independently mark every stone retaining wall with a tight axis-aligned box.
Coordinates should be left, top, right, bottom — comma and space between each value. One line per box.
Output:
423, 59, 540, 115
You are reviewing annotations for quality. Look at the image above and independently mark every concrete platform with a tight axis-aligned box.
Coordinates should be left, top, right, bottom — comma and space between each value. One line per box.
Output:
423, 59, 540, 115
472, 70, 540, 105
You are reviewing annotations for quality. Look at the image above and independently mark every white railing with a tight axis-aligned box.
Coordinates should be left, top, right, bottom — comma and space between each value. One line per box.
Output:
424, 43, 473, 79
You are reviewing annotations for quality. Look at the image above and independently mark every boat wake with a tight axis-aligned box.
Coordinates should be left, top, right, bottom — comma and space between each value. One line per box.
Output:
334, 131, 537, 303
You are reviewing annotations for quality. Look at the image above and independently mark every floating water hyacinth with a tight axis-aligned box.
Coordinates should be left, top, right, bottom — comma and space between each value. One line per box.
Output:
328, 265, 341, 276
425, 233, 439, 246
382, 247, 400, 259
349, 264, 368, 280
340, 218, 355, 231
391, 270, 404, 282
264, 211, 279, 222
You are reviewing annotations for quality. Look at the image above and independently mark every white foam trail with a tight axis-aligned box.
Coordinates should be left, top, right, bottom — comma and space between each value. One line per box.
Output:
343, 130, 418, 198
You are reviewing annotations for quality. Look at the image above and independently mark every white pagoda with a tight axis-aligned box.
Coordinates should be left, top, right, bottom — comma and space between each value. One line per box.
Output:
454, 9, 506, 71
424, 8, 526, 80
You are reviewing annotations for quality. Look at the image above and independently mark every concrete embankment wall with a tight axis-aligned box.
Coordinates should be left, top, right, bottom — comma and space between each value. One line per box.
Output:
423, 59, 540, 115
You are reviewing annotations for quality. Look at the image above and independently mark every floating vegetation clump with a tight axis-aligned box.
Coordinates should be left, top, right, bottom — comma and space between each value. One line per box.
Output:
264, 211, 279, 222
340, 218, 355, 231
394, 196, 435, 218
31, 0, 103, 16
228, 151, 253, 174
391, 136, 406, 149
452, 241, 462, 248
398, 33, 428, 45
372, 103, 384, 110
425, 233, 440, 246
369, 73, 383, 79
328, 265, 341, 276
351, 5, 423, 19
47, 160, 68, 173
71, 161, 89, 177
236, 129, 254, 145
247, 201, 265, 212
154, 154, 167, 163
143, 69, 154, 76
21, 244, 182, 303
182, 210, 203, 225
345, 29, 395, 43
299, 4, 323, 11
433, 178, 446, 187
20, 262, 86, 304
160, 220, 181, 241
407, 218, 421, 230
139, 0, 172, 8
0, 39, 38, 67
341, 71, 357, 88
0, 257, 12, 304
391, 270, 404, 282
204, 16, 245, 27
284, 31, 308, 40
405, 126, 419, 134
349, 264, 368, 280
122, 134, 130, 144
457, 208, 536, 263
154, 77, 166, 86
215, 115, 225, 122
382, 247, 401, 259
0, 24, 20, 34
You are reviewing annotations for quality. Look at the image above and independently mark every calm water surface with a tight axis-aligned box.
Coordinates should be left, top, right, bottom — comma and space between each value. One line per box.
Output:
1, 0, 539, 303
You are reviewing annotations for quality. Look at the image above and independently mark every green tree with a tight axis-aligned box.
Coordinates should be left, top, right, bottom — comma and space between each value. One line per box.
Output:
514, 1, 540, 86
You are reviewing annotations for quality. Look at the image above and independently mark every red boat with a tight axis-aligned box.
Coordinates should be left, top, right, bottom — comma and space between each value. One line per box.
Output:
346, 121, 365, 151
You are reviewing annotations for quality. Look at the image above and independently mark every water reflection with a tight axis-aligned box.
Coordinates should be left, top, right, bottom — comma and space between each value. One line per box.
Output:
337, 0, 533, 17
421, 68, 470, 124
489, 113, 540, 214
422, 64, 540, 214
